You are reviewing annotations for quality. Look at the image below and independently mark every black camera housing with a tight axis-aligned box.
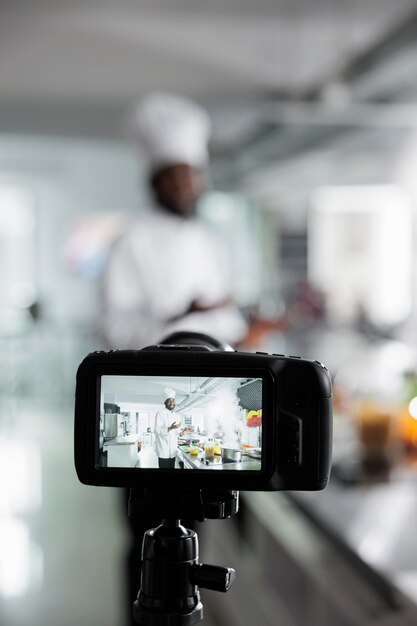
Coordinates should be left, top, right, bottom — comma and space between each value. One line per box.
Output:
74, 345, 332, 491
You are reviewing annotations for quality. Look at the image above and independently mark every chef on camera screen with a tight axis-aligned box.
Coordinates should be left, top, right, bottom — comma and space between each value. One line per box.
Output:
99, 375, 263, 471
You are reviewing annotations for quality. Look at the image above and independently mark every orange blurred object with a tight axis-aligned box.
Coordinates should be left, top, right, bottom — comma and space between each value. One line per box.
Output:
397, 405, 417, 450
354, 401, 393, 462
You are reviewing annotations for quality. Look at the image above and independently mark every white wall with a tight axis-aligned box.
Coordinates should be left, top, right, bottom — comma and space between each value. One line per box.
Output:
0, 133, 143, 328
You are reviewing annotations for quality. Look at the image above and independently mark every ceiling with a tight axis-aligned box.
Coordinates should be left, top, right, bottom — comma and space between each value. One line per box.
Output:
2, 0, 417, 198
102, 374, 243, 410
1, 0, 417, 140
103, 375, 207, 400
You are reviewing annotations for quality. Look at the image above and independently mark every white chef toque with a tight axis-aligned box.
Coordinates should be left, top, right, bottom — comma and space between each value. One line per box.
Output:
134, 93, 211, 171
164, 387, 176, 400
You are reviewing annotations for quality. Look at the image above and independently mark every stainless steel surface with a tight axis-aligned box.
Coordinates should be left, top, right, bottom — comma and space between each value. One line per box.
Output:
176, 447, 261, 471
246, 448, 262, 459
103, 435, 140, 446
103, 413, 118, 439
221, 447, 242, 463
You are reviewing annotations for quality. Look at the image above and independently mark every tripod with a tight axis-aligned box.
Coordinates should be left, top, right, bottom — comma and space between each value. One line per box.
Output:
129, 489, 238, 625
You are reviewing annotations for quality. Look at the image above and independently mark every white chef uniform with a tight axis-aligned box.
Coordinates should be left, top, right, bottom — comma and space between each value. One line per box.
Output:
100, 93, 247, 348
154, 388, 180, 460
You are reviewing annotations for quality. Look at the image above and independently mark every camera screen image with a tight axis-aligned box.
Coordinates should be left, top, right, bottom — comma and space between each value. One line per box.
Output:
99, 375, 263, 471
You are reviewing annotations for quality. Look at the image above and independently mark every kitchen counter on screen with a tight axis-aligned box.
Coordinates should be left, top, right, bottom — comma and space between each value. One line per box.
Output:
103, 435, 140, 446
176, 446, 261, 471
103, 435, 140, 467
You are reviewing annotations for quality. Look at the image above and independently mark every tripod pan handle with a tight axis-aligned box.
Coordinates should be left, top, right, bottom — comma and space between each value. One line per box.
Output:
191, 564, 236, 593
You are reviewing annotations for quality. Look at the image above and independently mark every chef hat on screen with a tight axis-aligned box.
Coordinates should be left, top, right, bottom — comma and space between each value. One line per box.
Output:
134, 93, 211, 170
164, 387, 176, 399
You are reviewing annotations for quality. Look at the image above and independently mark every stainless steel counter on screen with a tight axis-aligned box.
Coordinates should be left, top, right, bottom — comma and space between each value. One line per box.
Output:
176, 446, 262, 471
103, 435, 141, 467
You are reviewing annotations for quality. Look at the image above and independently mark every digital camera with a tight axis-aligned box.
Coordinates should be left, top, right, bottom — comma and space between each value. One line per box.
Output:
74, 343, 332, 491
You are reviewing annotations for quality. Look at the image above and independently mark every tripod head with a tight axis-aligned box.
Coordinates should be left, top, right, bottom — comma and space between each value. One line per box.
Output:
129, 488, 238, 625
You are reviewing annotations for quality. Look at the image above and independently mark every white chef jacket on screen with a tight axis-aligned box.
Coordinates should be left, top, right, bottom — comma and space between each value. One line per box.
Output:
100, 207, 247, 349
154, 408, 180, 459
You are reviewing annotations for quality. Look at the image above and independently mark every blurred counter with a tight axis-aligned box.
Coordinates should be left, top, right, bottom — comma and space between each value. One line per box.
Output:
292, 454, 417, 605
201, 486, 417, 626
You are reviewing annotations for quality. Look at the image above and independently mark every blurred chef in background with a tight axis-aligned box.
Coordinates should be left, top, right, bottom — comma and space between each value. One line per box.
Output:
100, 92, 248, 349
100, 92, 284, 352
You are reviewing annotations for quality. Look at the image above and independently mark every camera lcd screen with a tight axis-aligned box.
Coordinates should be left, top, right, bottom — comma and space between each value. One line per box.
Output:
99, 375, 263, 471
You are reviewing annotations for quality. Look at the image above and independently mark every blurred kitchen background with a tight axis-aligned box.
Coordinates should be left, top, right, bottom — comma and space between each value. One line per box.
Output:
3, 0, 417, 624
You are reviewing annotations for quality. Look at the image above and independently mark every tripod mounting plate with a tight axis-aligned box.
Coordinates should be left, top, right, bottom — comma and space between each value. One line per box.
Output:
129, 489, 239, 522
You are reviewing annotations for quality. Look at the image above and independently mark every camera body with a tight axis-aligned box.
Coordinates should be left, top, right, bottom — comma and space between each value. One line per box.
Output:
74, 344, 332, 491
